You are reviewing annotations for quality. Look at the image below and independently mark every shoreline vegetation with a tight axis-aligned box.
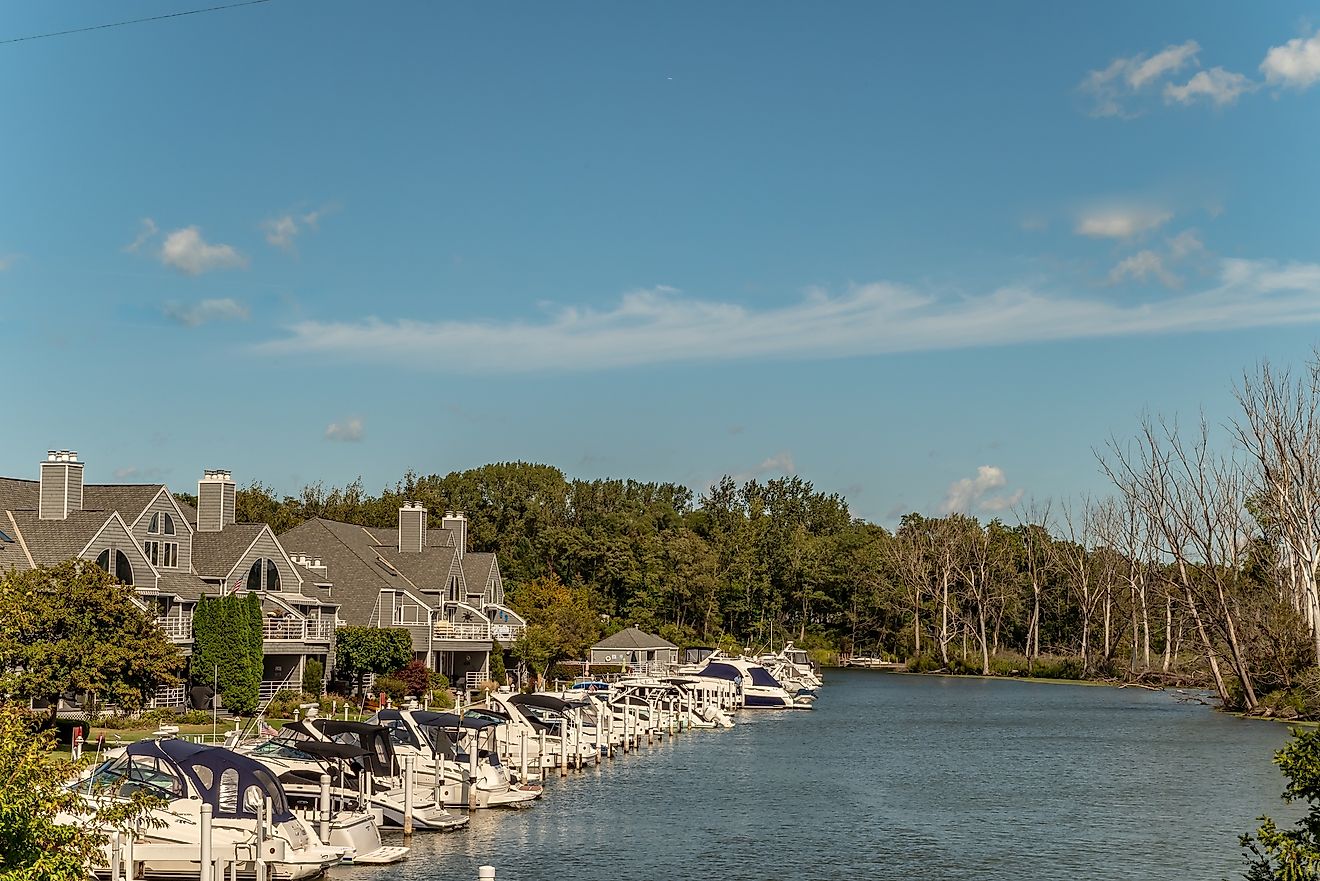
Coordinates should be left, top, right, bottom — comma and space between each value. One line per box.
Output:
177, 355, 1320, 725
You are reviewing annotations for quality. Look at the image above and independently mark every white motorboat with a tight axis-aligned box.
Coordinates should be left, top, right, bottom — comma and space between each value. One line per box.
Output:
70, 737, 344, 880
368, 708, 542, 808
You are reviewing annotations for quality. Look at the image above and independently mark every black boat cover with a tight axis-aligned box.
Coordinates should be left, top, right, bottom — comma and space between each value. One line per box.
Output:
126, 739, 293, 823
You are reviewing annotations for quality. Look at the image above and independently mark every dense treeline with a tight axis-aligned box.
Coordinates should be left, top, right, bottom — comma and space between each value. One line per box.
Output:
214, 356, 1320, 713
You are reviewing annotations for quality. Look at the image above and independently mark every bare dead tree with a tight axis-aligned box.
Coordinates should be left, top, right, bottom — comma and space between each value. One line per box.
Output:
1233, 357, 1320, 666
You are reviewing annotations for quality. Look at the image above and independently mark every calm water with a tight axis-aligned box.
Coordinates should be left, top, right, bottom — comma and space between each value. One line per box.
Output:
338, 671, 1297, 881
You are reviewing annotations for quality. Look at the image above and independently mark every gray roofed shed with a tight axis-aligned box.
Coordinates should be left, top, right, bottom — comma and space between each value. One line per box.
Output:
589, 626, 679, 668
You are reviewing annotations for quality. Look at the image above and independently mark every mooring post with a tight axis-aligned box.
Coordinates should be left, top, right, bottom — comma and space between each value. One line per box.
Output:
519, 729, 528, 782
199, 803, 213, 881
254, 798, 267, 881
403, 755, 415, 836
123, 832, 135, 881
558, 729, 567, 777
318, 774, 331, 844
478, 866, 496, 881
468, 736, 479, 810
538, 728, 547, 775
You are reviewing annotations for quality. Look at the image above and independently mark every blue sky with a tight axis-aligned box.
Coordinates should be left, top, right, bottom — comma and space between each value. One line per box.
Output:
2, 1, 1319, 523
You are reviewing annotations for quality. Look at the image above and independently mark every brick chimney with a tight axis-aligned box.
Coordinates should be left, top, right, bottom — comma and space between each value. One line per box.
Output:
39, 450, 84, 521
398, 501, 427, 553
197, 470, 235, 532
441, 511, 467, 560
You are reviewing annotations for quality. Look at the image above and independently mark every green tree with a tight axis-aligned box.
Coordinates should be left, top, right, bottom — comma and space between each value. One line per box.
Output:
508, 576, 600, 676
190, 594, 262, 716
302, 658, 325, 696
1242, 726, 1320, 880
334, 627, 413, 694
489, 641, 507, 685
0, 561, 183, 719
0, 707, 165, 881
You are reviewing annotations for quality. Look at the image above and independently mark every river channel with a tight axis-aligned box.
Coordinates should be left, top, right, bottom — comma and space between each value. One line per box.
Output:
336, 670, 1296, 880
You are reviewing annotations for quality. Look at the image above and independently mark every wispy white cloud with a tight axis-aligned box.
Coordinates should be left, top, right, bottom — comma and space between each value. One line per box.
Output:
1108, 229, 1209, 290
256, 258, 1320, 373
1167, 229, 1205, 260
1165, 67, 1256, 106
1080, 41, 1200, 116
942, 465, 1022, 514
324, 418, 365, 442
1076, 204, 1172, 239
263, 210, 324, 250
1109, 250, 1179, 288
162, 297, 250, 327
159, 226, 246, 275
124, 217, 159, 253
1261, 32, 1320, 89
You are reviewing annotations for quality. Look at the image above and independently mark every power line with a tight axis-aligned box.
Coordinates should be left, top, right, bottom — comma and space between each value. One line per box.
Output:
0, 0, 275, 47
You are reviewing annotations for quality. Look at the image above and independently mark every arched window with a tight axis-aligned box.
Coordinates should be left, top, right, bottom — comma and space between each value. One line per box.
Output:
94, 549, 134, 585
147, 512, 175, 535
245, 558, 281, 591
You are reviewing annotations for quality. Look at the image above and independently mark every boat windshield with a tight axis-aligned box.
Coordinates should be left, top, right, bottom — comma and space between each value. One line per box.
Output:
251, 737, 318, 761
78, 753, 186, 801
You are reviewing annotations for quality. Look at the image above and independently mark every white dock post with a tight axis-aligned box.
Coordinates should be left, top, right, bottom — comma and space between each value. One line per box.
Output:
318, 774, 331, 844
109, 832, 121, 881
123, 832, 135, 881
254, 798, 267, 881
468, 737, 479, 810
199, 803, 213, 881
402, 755, 415, 835
519, 730, 528, 782
440, 750, 451, 808
592, 711, 601, 766
538, 729, 547, 775
478, 866, 496, 881
558, 730, 567, 777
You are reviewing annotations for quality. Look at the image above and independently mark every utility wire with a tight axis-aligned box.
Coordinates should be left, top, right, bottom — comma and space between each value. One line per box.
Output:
0, 0, 274, 46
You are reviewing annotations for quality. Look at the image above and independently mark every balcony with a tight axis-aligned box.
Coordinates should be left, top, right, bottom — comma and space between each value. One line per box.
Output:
433, 619, 491, 641
490, 621, 526, 643
263, 618, 306, 641
156, 616, 193, 642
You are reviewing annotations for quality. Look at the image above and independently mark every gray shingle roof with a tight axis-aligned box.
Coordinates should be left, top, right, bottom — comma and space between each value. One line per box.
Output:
0, 478, 39, 511
6, 509, 116, 566
279, 518, 418, 625
82, 484, 167, 522
190, 524, 266, 578
155, 571, 214, 602
591, 626, 678, 651
460, 552, 495, 594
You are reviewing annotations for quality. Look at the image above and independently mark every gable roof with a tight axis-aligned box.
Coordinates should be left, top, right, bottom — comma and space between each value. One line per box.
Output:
190, 523, 268, 579
279, 518, 428, 625
591, 626, 678, 651
460, 552, 496, 593
6, 509, 119, 566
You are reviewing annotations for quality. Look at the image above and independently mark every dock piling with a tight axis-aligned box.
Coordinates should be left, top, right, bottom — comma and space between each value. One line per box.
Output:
200, 803, 213, 881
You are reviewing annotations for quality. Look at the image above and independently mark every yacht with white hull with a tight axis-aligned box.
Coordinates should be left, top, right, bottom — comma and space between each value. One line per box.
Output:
70, 738, 344, 881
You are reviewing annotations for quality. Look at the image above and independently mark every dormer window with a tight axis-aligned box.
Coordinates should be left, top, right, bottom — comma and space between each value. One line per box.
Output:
246, 558, 281, 592
148, 512, 175, 536
94, 549, 134, 585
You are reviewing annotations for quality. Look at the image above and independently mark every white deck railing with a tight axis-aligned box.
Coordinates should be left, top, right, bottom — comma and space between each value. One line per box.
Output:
434, 620, 491, 641
262, 618, 306, 641
156, 616, 193, 641
490, 622, 526, 643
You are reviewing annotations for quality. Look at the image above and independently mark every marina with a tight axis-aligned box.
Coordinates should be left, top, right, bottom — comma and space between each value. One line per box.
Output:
68, 649, 819, 881
73, 667, 1298, 881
